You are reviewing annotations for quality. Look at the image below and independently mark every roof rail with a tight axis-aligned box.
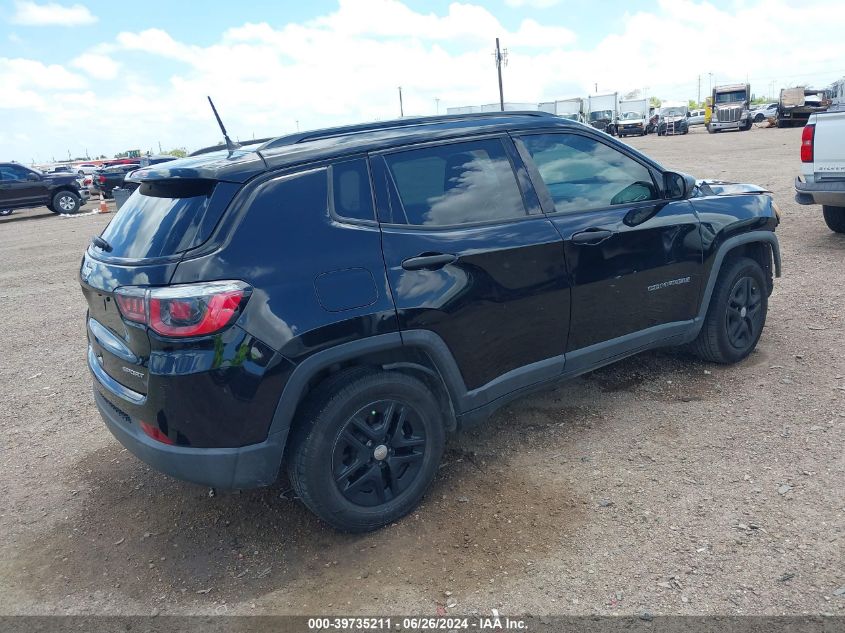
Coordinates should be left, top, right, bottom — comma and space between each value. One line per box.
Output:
258, 111, 554, 151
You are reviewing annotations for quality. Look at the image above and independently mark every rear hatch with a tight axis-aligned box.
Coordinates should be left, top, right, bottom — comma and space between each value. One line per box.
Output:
813, 109, 845, 181
81, 179, 239, 397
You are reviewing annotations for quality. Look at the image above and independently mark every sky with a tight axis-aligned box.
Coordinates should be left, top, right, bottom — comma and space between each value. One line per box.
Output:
1, 0, 843, 164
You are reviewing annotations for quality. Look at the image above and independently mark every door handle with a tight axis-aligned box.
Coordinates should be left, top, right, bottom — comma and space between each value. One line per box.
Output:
401, 253, 458, 271
571, 229, 614, 245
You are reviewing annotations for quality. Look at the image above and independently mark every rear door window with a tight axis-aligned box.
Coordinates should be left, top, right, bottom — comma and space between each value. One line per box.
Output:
383, 138, 527, 227
94, 180, 235, 260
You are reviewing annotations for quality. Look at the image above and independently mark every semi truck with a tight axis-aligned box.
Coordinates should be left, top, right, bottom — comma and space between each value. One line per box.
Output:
588, 92, 619, 135
538, 97, 586, 123
778, 87, 829, 128
707, 83, 752, 133
617, 98, 649, 137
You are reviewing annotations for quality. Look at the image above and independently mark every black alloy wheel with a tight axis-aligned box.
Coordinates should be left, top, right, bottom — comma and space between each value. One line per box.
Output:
286, 368, 445, 532
725, 275, 764, 350
690, 256, 768, 364
332, 399, 427, 507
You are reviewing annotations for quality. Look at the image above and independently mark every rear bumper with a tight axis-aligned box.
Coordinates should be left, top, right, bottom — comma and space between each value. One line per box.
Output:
94, 387, 286, 489
794, 176, 845, 207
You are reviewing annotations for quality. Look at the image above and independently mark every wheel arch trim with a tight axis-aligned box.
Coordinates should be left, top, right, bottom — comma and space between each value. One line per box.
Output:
693, 230, 781, 331
267, 331, 469, 439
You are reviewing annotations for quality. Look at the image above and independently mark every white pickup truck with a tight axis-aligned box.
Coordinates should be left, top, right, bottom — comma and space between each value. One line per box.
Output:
794, 105, 845, 233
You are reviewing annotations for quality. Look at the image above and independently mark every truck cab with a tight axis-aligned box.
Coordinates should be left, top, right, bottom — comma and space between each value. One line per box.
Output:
708, 84, 752, 133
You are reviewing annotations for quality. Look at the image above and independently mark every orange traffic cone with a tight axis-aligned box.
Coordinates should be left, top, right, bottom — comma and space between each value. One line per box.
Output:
98, 193, 109, 214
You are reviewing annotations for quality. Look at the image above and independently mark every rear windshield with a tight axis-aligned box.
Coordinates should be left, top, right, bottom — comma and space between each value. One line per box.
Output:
95, 180, 231, 260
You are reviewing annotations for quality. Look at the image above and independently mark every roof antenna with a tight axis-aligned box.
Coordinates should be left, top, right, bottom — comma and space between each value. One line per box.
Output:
207, 96, 240, 156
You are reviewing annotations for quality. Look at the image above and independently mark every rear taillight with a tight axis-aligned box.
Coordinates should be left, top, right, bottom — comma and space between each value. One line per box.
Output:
98, 174, 106, 184
114, 281, 251, 338
114, 287, 146, 323
801, 124, 815, 163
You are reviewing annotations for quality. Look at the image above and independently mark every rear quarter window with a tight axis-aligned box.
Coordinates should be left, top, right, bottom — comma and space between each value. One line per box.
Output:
94, 180, 236, 260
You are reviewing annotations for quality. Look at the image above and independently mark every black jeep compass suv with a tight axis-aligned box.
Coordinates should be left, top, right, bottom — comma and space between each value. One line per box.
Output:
81, 112, 781, 532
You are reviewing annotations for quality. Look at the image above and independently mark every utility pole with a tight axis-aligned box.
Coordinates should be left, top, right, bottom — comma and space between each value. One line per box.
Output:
494, 38, 507, 111
158, 141, 162, 154
435, 97, 440, 115
398, 86, 404, 117
697, 74, 701, 106
594, 82, 598, 93
708, 72, 714, 96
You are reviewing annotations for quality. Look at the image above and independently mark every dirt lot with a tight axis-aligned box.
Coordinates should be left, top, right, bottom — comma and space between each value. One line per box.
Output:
1, 126, 842, 617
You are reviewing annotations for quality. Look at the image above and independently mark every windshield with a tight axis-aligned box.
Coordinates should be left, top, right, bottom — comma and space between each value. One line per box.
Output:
715, 90, 747, 104
660, 108, 686, 117
559, 113, 579, 120
620, 111, 642, 120
589, 110, 612, 122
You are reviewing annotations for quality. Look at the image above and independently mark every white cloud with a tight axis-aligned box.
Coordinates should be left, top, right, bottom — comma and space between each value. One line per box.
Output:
505, 0, 561, 7
10, 1, 97, 26
70, 53, 120, 80
1, 0, 844, 162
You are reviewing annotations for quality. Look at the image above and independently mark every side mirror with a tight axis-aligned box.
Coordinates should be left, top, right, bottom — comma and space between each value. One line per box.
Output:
27, 173, 40, 181
663, 171, 696, 200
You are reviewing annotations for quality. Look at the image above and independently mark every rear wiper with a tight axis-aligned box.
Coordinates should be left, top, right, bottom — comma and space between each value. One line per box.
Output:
92, 236, 112, 252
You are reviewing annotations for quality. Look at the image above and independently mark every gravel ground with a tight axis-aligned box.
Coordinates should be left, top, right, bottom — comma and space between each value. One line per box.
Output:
0, 126, 842, 617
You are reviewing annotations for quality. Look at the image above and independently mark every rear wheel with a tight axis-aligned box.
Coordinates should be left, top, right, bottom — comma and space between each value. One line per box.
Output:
690, 256, 768, 364
287, 369, 446, 532
51, 190, 80, 214
823, 206, 845, 233
0, 209, 13, 216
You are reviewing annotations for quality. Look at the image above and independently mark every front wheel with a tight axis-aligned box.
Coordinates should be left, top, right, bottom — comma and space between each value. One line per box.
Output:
51, 190, 80, 214
287, 369, 446, 532
823, 205, 845, 233
0, 209, 13, 217
690, 256, 768, 364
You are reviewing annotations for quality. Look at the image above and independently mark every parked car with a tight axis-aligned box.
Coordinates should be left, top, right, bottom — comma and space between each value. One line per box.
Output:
0, 162, 89, 215
75, 163, 101, 176
688, 109, 706, 126
752, 103, 778, 123
89, 163, 140, 198
794, 104, 845, 232
45, 165, 75, 174
81, 112, 781, 532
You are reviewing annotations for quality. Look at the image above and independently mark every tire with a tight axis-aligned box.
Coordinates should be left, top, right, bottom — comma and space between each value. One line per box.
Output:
754, 113, 764, 123
823, 206, 845, 233
51, 190, 80, 214
690, 256, 768, 364
286, 369, 446, 532
707, 124, 715, 134
0, 209, 13, 217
